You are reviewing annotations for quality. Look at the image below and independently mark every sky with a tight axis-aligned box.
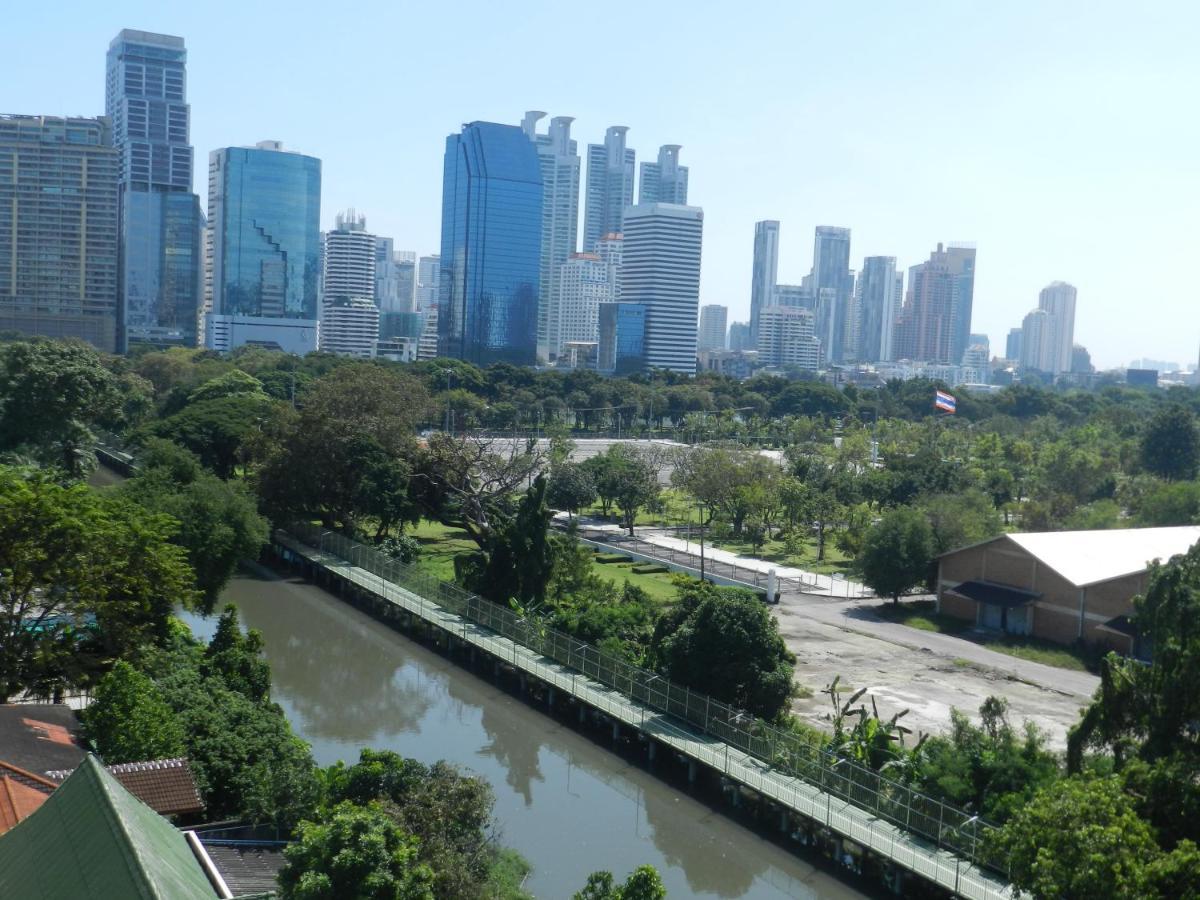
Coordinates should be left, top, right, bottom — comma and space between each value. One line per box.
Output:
5, 1, 1198, 369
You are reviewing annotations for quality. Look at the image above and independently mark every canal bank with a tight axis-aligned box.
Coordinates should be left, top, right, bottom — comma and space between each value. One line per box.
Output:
188, 560, 874, 900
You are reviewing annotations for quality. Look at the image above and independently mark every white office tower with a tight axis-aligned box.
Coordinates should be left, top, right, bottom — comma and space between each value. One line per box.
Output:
375, 238, 416, 314
554, 253, 611, 354
583, 126, 635, 251
1038, 281, 1077, 375
857, 256, 900, 363
320, 296, 379, 357
698, 304, 728, 350
619, 204, 703, 374
749, 220, 780, 346
639, 145, 688, 204
522, 112, 580, 361
416, 255, 440, 311
758, 306, 822, 370
417, 306, 439, 360
323, 210, 377, 301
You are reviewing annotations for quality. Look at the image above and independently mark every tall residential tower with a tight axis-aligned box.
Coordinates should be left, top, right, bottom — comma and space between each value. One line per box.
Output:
638, 145, 688, 205
748, 220, 779, 346
106, 29, 204, 349
583, 126, 635, 251
522, 112, 580, 360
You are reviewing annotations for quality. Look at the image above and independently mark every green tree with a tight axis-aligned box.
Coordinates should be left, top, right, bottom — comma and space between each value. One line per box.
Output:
322, 749, 505, 900
462, 476, 554, 607
546, 462, 597, 519
121, 440, 269, 608
650, 582, 796, 721
0, 467, 196, 702
990, 776, 1158, 900
1141, 404, 1200, 481
588, 446, 658, 536
573, 866, 666, 900
0, 340, 126, 475
1134, 479, 1200, 526
278, 801, 434, 900
146, 392, 277, 479
859, 507, 933, 603
80, 661, 185, 763
920, 490, 1003, 556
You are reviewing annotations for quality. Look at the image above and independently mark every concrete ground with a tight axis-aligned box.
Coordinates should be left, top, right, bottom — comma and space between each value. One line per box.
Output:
777, 594, 1098, 750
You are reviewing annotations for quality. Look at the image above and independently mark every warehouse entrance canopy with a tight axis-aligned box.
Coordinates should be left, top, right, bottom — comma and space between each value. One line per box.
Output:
945, 580, 1040, 609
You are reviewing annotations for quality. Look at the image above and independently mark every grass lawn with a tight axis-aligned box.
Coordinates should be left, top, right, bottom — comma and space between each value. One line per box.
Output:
704, 532, 856, 577
407, 518, 680, 605
871, 600, 1096, 672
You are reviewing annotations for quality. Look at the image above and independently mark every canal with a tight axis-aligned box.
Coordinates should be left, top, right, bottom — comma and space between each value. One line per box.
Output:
187, 563, 872, 899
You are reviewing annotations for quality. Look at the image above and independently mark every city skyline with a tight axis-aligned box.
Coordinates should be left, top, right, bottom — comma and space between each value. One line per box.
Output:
4, 2, 1199, 367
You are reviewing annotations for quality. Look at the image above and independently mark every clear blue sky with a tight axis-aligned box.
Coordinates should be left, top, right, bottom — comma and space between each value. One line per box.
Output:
7, 1, 1198, 369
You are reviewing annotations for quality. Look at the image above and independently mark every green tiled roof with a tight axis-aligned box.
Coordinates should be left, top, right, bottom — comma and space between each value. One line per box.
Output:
0, 754, 216, 899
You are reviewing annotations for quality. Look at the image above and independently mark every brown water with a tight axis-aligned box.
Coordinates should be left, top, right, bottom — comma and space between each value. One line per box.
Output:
187, 564, 872, 900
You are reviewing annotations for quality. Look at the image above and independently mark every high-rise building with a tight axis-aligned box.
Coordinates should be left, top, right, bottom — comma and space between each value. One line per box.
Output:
106, 30, 204, 350
698, 304, 728, 351
583, 126, 635, 251
619, 204, 703, 374
320, 296, 379, 357
0, 115, 120, 351
892, 243, 976, 364
205, 141, 322, 354
773, 284, 812, 309
598, 301, 646, 374
728, 321, 753, 352
374, 239, 416, 314
1005, 327, 1023, 361
749, 220, 779, 346
522, 112, 580, 361
554, 252, 611, 354
417, 306, 439, 360
1038, 281, 1077, 375
416, 254, 440, 310
1071, 345, 1093, 374
638, 145, 688, 205
438, 122, 541, 366
811, 226, 852, 364
322, 210, 376, 301
758, 306, 821, 370
856, 256, 899, 363
1019, 308, 1052, 372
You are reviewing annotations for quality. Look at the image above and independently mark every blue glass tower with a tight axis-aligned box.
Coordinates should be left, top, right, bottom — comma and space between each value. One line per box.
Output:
438, 122, 542, 367
205, 141, 321, 353
106, 30, 204, 349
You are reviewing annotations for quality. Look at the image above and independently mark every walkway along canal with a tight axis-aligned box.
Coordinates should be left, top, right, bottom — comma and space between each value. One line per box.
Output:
272, 526, 1014, 900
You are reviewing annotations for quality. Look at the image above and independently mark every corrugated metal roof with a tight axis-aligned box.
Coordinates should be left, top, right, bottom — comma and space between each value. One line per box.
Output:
0, 754, 217, 898
1004, 526, 1200, 587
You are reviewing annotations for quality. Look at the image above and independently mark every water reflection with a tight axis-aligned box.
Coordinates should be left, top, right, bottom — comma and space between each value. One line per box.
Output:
199, 564, 869, 900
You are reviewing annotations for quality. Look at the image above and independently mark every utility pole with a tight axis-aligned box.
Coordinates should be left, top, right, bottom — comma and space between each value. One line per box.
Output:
444, 369, 454, 434
698, 502, 706, 582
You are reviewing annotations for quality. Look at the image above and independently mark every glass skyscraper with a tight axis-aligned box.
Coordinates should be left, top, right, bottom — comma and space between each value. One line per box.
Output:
106, 30, 204, 349
583, 126, 635, 252
205, 141, 321, 353
438, 122, 542, 367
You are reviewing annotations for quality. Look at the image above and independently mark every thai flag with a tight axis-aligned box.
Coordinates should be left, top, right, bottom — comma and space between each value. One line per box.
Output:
934, 390, 957, 414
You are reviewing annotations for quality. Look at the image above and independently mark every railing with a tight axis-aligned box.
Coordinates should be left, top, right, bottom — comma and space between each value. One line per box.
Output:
285, 523, 1003, 876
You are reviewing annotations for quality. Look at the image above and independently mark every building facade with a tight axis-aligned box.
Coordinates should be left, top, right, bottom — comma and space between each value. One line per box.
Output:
205, 141, 321, 352
619, 204, 703, 374
893, 243, 976, 364
583, 126, 634, 251
748, 220, 779, 347
320, 296, 380, 357
728, 321, 752, 352
553, 252, 611, 354
106, 30, 203, 350
598, 301, 646, 374
522, 112, 580, 361
856, 256, 899, 363
438, 122, 541, 367
1037, 281, 1077, 376
638, 144, 688, 205
416, 254, 440, 310
322, 210, 376, 301
758, 305, 821, 370
698, 304, 728, 351
810, 226, 852, 364
375, 239, 416, 315
1005, 327, 1023, 361
0, 116, 120, 351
